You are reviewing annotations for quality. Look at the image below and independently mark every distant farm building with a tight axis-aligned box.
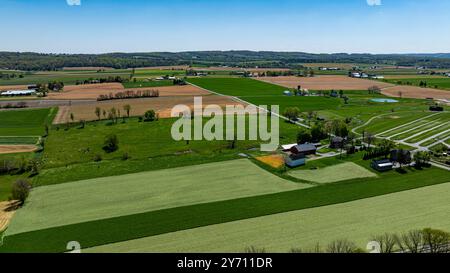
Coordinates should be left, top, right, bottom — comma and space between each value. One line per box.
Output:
430, 105, 444, 112
0, 89, 36, 96
290, 143, 317, 155
285, 153, 306, 168
371, 159, 394, 172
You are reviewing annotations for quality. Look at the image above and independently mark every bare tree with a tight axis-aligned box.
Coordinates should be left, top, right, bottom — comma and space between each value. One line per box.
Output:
394, 230, 423, 253
372, 233, 397, 253
326, 239, 358, 253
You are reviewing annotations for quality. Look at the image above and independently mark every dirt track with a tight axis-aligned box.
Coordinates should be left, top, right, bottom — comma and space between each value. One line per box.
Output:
257, 75, 394, 90
0, 145, 37, 155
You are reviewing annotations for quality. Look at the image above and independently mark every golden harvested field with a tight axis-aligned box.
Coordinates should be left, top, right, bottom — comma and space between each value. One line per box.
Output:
381, 85, 450, 100
0, 85, 29, 91
0, 145, 37, 155
257, 76, 394, 90
0, 201, 18, 232
256, 155, 285, 168
46, 84, 209, 100
53, 95, 247, 124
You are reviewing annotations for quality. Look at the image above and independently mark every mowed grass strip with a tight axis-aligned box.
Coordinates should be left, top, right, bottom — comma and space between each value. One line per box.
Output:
0, 108, 56, 137
7, 159, 307, 235
288, 162, 377, 184
1, 166, 448, 253
356, 111, 433, 135
85, 182, 450, 253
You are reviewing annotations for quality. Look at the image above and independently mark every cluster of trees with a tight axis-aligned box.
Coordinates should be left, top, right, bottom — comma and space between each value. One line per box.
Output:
414, 151, 432, 167
47, 81, 64, 92
94, 105, 132, 122
173, 78, 187, 85
256, 70, 298, 77
0, 157, 41, 177
75, 76, 127, 85
246, 228, 450, 253
0, 72, 24, 79
97, 90, 159, 101
297, 124, 328, 144
362, 139, 397, 160
368, 85, 382, 94
0, 102, 28, 109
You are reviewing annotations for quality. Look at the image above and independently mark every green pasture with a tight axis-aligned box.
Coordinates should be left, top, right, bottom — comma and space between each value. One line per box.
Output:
384, 77, 450, 90
85, 182, 450, 253
1, 155, 448, 252
288, 162, 377, 184
0, 108, 56, 137
7, 159, 308, 236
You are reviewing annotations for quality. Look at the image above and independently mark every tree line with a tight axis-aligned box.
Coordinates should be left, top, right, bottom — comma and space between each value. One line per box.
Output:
3, 51, 450, 71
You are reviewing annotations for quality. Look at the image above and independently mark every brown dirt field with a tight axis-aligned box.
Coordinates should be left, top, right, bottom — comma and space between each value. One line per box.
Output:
0, 85, 29, 91
0, 201, 19, 232
53, 95, 247, 124
46, 83, 125, 100
256, 155, 285, 169
257, 76, 394, 90
47, 84, 209, 100
381, 86, 450, 100
0, 145, 37, 155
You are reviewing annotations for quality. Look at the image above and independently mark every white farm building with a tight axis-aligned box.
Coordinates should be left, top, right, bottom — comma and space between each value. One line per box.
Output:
0, 89, 37, 96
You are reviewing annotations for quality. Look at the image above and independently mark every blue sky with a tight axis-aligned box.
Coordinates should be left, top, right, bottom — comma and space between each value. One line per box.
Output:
1, 0, 449, 54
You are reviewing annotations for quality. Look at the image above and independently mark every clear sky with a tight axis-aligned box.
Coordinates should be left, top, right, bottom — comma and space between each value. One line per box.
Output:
1, 0, 449, 54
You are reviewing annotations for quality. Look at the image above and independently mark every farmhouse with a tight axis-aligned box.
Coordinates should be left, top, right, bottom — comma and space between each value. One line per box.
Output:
371, 159, 394, 172
290, 143, 317, 155
1, 90, 36, 96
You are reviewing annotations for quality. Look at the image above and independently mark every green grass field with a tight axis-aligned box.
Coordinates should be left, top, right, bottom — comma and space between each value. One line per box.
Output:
188, 77, 287, 97
84, 182, 450, 253
42, 117, 298, 170
288, 162, 377, 184
1, 159, 448, 252
7, 159, 308, 236
384, 77, 450, 90
122, 80, 174, 88
0, 108, 56, 137
0, 71, 132, 86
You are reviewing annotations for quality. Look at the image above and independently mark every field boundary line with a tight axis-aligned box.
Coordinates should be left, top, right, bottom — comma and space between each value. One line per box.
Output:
187, 81, 311, 129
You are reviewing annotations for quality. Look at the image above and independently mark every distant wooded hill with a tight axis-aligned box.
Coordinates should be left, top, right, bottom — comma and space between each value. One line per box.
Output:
1, 51, 450, 71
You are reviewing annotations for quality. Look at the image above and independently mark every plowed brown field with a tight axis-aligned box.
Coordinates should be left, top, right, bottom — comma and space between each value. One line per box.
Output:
53, 95, 247, 124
